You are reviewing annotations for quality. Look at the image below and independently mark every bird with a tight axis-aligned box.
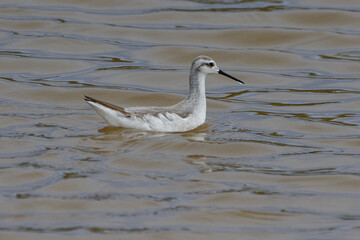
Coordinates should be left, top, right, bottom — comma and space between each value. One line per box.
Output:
84, 55, 244, 132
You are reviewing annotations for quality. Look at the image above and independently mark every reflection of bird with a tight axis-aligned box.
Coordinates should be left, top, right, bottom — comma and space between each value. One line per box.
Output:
84, 55, 244, 132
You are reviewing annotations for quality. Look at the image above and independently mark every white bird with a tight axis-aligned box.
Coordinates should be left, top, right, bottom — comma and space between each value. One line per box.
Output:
84, 55, 244, 132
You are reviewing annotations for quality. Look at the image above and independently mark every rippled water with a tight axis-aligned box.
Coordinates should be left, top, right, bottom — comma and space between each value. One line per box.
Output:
0, 0, 360, 239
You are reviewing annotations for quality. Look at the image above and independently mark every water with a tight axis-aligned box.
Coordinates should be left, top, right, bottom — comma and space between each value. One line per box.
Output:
0, 0, 359, 239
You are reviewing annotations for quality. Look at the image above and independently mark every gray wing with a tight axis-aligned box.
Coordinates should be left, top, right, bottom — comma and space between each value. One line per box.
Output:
84, 95, 132, 117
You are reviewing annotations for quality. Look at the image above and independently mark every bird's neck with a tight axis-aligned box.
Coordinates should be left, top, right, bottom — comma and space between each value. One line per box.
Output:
187, 70, 206, 102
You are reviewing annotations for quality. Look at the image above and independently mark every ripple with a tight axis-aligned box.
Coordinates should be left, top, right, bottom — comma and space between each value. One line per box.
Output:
0, 0, 359, 239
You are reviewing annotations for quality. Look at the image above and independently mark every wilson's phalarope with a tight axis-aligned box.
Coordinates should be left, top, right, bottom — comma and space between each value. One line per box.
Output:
84, 55, 244, 132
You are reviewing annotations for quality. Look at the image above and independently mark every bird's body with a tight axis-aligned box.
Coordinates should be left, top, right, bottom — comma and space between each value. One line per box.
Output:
84, 95, 205, 132
84, 56, 244, 132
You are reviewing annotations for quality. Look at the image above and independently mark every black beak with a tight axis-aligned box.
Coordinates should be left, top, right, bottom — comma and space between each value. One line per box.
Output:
218, 69, 244, 84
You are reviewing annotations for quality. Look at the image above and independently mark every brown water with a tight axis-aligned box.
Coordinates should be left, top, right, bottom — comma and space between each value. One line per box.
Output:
0, 0, 360, 239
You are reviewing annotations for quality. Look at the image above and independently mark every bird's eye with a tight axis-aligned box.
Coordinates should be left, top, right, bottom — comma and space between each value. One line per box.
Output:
208, 62, 214, 67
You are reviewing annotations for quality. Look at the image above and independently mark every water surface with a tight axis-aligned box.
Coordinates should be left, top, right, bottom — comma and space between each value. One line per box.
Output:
0, 0, 359, 239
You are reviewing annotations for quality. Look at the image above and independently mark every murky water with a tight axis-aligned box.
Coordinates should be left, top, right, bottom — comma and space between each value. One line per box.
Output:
0, 0, 359, 239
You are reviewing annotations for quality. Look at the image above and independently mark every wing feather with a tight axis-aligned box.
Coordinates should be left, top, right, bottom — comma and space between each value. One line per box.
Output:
84, 95, 132, 117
